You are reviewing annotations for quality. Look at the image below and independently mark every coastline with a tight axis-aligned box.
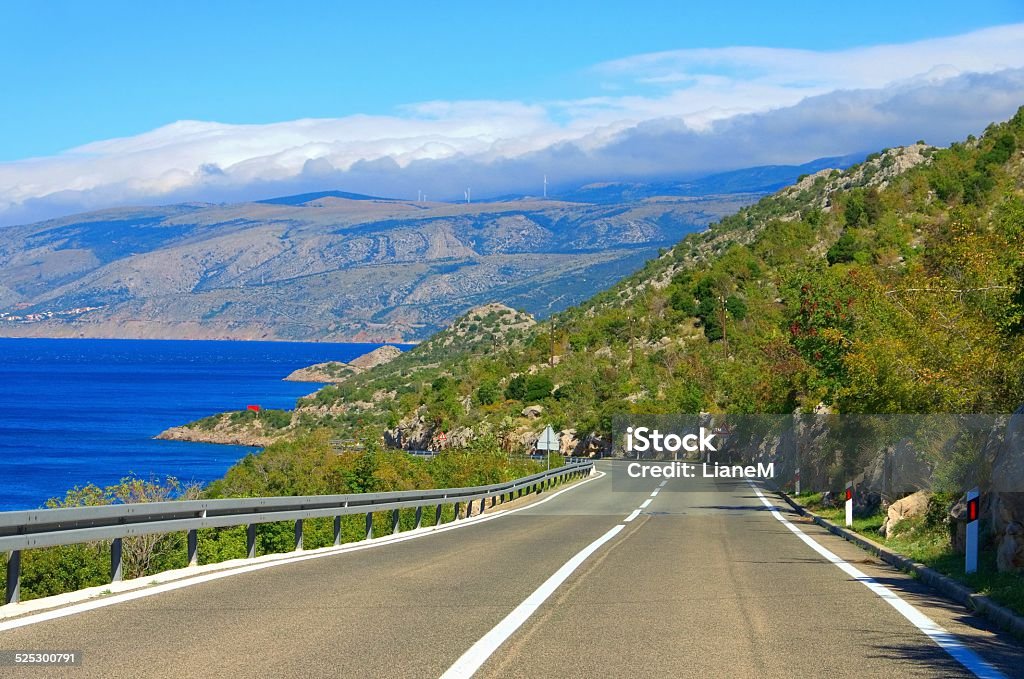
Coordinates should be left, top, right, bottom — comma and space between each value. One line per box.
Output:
155, 425, 276, 448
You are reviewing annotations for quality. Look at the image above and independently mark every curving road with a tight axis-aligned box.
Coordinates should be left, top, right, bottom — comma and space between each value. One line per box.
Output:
1, 460, 1022, 678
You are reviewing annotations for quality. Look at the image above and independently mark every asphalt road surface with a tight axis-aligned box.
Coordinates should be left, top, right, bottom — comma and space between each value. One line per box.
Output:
1, 460, 1022, 678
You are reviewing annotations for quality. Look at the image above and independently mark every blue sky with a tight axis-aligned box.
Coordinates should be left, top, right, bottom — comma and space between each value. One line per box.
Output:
3, 0, 1023, 160
1, 1, 1024, 224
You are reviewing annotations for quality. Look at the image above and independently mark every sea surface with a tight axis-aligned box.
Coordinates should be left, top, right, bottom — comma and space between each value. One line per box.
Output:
0, 338, 405, 511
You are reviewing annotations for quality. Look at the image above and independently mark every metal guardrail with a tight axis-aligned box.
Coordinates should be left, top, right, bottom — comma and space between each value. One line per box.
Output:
1, 461, 593, 605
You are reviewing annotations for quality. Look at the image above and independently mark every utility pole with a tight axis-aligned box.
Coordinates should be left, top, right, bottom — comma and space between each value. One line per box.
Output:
628, 314, 636, 369
720, 296, 728, 357
549, 320, 555, 367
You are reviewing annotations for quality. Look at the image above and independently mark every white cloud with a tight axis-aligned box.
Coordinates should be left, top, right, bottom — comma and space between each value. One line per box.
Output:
2, 24, 1024, 225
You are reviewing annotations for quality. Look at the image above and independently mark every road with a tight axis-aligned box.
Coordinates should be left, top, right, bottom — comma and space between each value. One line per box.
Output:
1, 460, 1022, 678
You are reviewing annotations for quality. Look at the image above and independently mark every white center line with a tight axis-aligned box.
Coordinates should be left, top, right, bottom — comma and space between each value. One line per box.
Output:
639, 498, 653, 509
650, 490, 659, 497
747, 481, 1004, 679
658, 480, 668, 488
624, 509, 642, 523
441, 524, 625, 679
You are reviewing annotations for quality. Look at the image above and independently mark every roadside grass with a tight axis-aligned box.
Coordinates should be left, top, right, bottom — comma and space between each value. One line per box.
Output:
789, 492, 1024, 617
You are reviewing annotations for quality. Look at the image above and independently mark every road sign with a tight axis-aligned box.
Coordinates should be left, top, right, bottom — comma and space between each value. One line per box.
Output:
537, 425, 559, 471
536, 425, 559, 451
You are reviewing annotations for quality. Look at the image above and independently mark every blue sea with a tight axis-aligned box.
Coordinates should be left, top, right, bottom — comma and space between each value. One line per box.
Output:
0, 338, 405, 511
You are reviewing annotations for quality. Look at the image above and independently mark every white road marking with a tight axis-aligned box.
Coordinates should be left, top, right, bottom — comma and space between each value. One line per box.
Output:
639, 499, 653, 509
0, 472, 606, 633
624, 509, 642, 523
651, 490, 659, 497
658, 480, 668, 488
441, 524, 626, 679
747, 481, 1005, 679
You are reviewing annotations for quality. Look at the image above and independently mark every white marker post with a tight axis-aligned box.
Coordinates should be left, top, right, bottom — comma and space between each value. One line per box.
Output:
794, 467, 801, 496
845, 482, 853, 527
965, 487, 980, 574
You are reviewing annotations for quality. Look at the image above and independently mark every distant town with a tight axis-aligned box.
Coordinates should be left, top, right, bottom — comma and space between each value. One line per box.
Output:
0, 306, 104, 324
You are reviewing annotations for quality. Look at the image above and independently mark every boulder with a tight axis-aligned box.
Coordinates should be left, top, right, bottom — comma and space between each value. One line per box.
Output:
522, 405, 544, 419
853, 487, 882, 518
880, 490, 929, 537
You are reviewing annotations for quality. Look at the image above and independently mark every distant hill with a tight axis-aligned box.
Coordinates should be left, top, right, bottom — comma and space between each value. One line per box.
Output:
257, 190, 387, 206
556, 154, 864, 204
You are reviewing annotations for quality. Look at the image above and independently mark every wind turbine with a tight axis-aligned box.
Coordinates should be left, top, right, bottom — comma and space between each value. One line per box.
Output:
464, 188, 471, 204
543, 175, 548, 198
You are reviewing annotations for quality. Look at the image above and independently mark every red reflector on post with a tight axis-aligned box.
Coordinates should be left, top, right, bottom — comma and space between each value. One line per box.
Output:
967, 497, 979, 522
845, 488, 852, 501
247, 404, 261, 412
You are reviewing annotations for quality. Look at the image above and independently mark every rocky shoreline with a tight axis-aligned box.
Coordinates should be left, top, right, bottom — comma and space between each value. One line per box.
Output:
155, 344, 406, 446
155, 425, 275, 448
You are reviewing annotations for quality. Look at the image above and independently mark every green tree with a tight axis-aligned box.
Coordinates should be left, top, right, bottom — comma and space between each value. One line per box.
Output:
523, 375, 555, 401
475, 378, 501, 405
504, 375, 527, 400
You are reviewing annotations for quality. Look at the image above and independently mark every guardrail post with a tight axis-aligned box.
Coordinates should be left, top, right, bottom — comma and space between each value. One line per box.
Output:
334, 516, 342, 546
365, 512, 374, 540
247, 524, 257, 559
5, 550, 20, 605
453, 502, 461, 520
478, 498, 486, 515
435, 504, 443, 526
391, 509, 401, 534
187, 529, 198, 567
111, 538, 123, 583
415, 506, 423, 529
294, 520, 304, 551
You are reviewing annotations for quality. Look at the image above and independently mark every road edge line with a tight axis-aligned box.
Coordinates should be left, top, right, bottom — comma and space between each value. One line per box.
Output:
749, 481, 1004, 679
775, 488, 1024, 644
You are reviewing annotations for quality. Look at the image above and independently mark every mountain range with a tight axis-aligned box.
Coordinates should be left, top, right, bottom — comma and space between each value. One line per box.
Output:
0, 156, 856, 342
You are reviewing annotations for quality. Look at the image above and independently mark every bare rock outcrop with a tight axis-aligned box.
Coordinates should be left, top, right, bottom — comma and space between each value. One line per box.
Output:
285, 345, 403, 383
989, 404, 1024, 571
